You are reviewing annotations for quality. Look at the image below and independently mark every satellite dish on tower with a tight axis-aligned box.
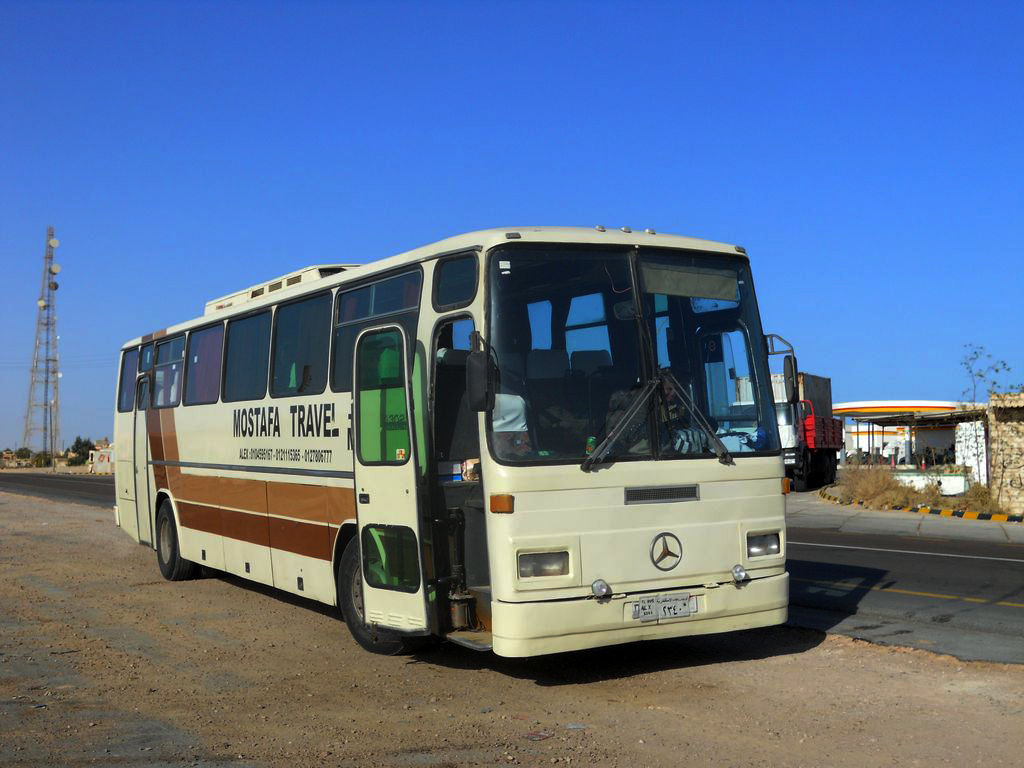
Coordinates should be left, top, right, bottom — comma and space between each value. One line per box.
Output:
48, 238, 60, 248
50, 264, 62, 275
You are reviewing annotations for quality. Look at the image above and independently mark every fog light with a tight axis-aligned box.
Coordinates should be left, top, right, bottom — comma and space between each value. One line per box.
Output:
591, 579, 612, 598
518, 551, 570, 578
731, 564, 749, 583
747, 533, 781, 557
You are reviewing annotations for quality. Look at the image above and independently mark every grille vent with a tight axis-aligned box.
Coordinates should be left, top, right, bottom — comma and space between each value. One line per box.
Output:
624, 484, 699, 505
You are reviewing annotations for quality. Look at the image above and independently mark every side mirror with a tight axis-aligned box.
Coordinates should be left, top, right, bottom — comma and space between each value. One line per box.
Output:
783, 354, 798, 404
466, 350, 495, 412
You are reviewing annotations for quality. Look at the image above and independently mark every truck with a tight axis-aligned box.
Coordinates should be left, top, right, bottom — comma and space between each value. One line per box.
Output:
771, 371, 842, 490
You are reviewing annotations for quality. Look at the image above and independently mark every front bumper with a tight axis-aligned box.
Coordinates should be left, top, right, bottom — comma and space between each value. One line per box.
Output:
491, 571, 789, 657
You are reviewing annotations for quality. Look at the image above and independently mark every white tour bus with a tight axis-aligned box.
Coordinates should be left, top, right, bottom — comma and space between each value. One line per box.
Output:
113, 227, 792, 657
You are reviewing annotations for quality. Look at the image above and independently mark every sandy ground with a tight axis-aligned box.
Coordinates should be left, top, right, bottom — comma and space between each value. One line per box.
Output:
1, 491, 1022, 767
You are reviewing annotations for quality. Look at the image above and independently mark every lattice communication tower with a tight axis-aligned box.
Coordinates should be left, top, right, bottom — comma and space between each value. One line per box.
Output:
22, 227, 62, 461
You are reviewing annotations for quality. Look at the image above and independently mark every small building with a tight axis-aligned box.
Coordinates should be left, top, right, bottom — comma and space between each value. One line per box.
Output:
833, 400, 988, 496
834, 401, 970, 466
89, 447, 114, 474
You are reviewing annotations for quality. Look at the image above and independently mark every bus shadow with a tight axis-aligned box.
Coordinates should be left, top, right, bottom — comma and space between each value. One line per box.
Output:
209, 569, 828, 683
205, 561, 889, 686
785, 558, 891, 627
423, 562, 891, 684
204, 570, 341, 619
420, 625, 825, 685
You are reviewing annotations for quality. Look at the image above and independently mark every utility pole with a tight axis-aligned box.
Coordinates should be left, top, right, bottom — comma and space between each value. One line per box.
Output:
22, 227, 62, 469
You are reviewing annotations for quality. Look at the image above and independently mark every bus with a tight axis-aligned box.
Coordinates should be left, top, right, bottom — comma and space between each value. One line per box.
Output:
113, 227, 791, 657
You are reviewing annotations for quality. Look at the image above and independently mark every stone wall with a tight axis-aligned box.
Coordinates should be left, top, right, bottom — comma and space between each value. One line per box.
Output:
988, 392, 1024, 516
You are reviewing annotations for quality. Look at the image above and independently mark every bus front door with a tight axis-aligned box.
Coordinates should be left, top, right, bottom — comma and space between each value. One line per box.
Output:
352, 325, 429, 635
133, 378, 154, 546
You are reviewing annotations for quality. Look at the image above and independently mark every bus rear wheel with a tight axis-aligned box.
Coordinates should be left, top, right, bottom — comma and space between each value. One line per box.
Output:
337, 538, 421, 656
156, 500, 198, 581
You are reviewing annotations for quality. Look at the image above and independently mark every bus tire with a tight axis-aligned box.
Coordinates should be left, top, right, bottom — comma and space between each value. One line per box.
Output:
156, 500, 198, 581
337, 538, 419, 656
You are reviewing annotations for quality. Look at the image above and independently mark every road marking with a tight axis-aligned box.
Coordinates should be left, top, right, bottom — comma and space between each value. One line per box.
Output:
791, 576, 1024, 608
789, 540, 1024, 564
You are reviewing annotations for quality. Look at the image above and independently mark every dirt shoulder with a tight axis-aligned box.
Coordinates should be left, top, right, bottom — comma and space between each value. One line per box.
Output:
1, 491, 1022, 767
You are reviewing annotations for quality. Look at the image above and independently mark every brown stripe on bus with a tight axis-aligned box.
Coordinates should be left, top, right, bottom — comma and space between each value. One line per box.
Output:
326, 486, 356, 526
146, 407, 165, 461
178, 500, 223, 536
221, 476, 268, 513
172, 474, 356, 528
171, 473, 221, 507
268, 515, 333, 561
268, 482, 353, 526
178, 500, 333, 561
147, 407, 169, 489
219, 505, 271, 549
160, 408, 180, 462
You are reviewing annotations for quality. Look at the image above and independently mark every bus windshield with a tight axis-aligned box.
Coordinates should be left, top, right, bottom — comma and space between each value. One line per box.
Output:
486, 244, 781, 464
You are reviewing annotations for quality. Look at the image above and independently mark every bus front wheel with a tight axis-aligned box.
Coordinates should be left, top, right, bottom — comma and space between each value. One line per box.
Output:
156, 500, 198, 581
337, 538, 419, 656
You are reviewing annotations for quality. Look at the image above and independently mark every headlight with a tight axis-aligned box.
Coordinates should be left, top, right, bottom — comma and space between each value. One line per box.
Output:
518, 551, 570, 578
747, 533, 781, 557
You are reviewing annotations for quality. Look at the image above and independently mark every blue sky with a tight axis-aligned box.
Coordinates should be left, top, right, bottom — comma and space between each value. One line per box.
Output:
2, 1, 1022, 449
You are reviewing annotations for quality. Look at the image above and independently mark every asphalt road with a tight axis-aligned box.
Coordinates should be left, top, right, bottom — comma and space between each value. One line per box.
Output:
786, 526, 1024, 663
0, 471, 114, 507
2, 473, 1021, 662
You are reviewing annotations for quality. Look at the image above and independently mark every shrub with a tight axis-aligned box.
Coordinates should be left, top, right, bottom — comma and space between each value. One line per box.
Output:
835, 466, 1007, 516
962, 484, 1005, 516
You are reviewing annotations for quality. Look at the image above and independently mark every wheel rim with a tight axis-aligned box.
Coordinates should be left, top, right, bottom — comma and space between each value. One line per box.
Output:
349, 564, 365, 622
158, 516, 172, 564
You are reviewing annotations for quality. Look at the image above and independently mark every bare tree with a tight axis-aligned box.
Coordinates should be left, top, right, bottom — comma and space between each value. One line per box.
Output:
960, 344, 1018, 498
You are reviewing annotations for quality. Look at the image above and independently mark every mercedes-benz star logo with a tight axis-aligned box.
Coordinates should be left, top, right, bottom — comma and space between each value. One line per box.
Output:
650, 532, 682, 571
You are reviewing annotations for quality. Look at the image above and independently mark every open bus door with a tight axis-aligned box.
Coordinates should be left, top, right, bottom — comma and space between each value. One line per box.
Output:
352, 325, 430, 635
132, 376, 154, 546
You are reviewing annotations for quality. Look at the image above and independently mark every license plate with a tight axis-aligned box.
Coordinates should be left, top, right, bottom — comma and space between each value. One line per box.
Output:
631, 593, 697, 623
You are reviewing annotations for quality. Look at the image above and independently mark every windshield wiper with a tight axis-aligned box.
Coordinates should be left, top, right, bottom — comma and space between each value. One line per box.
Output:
580, 378, 659, 472
661, 370, 734, 465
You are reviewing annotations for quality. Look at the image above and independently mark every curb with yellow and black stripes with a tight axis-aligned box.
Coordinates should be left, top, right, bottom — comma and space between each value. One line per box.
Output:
816, 487, 1024, 524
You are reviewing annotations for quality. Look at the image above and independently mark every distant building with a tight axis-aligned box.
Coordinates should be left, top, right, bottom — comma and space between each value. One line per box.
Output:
834, 401, 966, 466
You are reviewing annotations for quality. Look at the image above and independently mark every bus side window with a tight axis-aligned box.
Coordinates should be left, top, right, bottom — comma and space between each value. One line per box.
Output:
433, 254, 477, 311
223, 311, 272, 402
184, 324, 224, 406
356, 328, 410, 465
332, 270, 422, 393
271, 292, 331, 397
138, 343, 154, 373
117, 348, 140, 412
153, 336, 185, 408
433, 317, 477, 463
